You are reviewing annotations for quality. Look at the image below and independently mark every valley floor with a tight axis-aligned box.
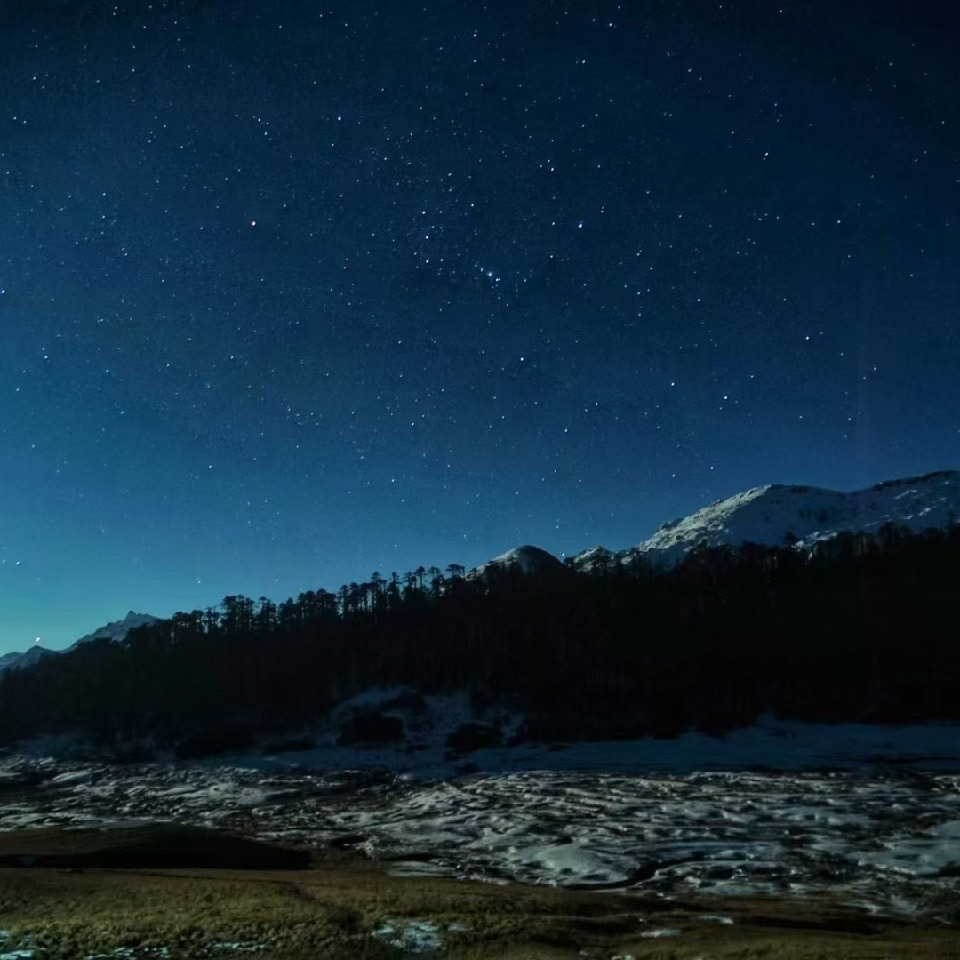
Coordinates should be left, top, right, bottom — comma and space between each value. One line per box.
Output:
0, 742, 959, 957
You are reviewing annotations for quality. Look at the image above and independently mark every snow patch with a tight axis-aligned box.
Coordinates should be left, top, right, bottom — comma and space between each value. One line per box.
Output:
373, 920, 462, 954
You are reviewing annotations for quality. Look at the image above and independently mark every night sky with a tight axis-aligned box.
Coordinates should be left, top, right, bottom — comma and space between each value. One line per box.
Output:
2, 0, 959, 651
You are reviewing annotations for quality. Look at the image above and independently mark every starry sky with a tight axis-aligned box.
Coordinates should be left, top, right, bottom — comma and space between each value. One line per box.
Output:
2, 0, 959, 651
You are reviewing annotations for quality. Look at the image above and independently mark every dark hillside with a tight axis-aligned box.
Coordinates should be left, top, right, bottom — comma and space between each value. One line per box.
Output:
1, 523, 959, 754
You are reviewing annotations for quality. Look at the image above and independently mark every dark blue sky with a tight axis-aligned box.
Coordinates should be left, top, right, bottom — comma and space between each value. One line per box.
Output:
2, 0, 958, 650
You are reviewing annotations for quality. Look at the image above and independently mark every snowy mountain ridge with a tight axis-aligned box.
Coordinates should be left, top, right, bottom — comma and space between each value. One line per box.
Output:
468, 544, 564, 580
569, 469, 959, 573
2, 471, 957, 670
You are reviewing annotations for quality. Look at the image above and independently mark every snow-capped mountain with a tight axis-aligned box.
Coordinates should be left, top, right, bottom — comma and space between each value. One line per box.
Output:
567, 545, 618, 574
571, 469, 959, 571
469, 545, 564, 580
471, 471, 959, 578
0, 612, 159, 676
6, 471, 959, 676
66, 611, 159, 650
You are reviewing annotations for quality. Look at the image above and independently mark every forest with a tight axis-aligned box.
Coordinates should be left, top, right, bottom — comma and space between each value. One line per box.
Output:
1, 522, 959, 756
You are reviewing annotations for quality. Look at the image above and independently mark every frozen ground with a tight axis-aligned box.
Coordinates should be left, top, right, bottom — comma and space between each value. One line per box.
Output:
348, 771, 960, 915
1, 720, 959, 923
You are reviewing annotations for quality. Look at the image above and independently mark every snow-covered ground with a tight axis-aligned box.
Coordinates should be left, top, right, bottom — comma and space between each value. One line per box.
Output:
226, 705, 960, 779
348, 771, 960, 913
2, 716, 959, 922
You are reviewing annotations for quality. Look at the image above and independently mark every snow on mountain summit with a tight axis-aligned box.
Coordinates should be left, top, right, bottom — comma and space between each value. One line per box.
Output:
470, 544, 563, 579
571, 470, 960, 571
635, 470, 959, 566
568, 545, 617, 574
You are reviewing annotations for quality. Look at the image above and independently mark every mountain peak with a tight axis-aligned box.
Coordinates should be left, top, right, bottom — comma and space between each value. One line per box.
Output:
71, 612, 160, 649
630, 470, 959, 565
470, 544, 563, 579
0, 644, 55, 675
568, 469, 960, 572
2, 612, 161, 676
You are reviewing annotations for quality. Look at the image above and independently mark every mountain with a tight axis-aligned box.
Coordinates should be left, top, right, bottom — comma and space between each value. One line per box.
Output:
469, 545, 565, 580
0, 645, 55, 676
66, 611, 160, 650
567, 545, 618, 574
569, 469, 959, 572
0, 612, 160, 675
3, 469, 960, 757
4, 470, 958, 687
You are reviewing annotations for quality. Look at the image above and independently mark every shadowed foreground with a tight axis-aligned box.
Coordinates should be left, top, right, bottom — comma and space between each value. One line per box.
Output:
0, 824, 310, 871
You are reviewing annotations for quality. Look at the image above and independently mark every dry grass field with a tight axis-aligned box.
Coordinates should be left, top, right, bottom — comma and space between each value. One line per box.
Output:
0, 828, 957, 960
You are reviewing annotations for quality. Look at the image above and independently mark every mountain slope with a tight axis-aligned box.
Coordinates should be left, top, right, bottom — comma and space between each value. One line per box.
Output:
67, 611, 159, 650
0, 645, 55, 675
569, 470, 959, 571
469, 545, 564, 580
0, 612, 160, 674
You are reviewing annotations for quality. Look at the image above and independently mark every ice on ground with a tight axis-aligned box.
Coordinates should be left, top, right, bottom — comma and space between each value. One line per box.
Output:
330, 769, 960, 917
374, 921, 447, 954
509, 841, 629, 885
0, 931, 35, 960
849, 818, 960, 878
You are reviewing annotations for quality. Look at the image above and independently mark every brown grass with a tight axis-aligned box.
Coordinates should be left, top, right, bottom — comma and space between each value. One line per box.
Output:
0, 863, 957, 960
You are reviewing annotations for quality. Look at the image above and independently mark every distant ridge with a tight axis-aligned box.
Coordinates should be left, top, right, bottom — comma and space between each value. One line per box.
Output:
569, 469, 959, 573
469, 545, 564, 580
460, 470, 959, 577
0, 645, 55, 675
66, 611, 160, 651
0, 611, 159, 674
